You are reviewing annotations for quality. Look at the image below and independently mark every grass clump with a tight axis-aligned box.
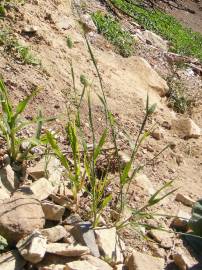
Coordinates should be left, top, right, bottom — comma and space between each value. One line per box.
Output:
92, 11, 134, 57
110, 0, 202, 61
0, 30, 40, 65
167, 77, 191, 114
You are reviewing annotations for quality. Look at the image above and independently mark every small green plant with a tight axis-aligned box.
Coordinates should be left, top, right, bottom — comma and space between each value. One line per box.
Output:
0, 30, 40, 65
189, 199, 202, 236
0, 4, 6, 17
109, 0, 202, 61
0, 235, 8, 253
167, 77, 191, 113
0, 79, 44, 164
92, 11, 134, 57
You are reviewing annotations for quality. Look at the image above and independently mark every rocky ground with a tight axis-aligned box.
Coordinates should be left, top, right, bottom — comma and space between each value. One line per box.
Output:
0, 0, 202, 270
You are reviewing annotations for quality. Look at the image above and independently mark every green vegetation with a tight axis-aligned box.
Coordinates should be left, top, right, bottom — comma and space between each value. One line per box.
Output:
92, 11, 134, 57
0, 80, 46, 164
167, 77, 191, 114
109, 0, 202, 61
189, 199, 202, 236
0, 30, 40, 65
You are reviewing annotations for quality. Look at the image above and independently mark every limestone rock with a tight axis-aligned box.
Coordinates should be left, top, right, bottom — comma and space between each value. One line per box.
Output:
173, 249, 196, 270
171, 118, 201, 138
135, 174, 155, 196
46, 243, 90, 256
39, 265, 66, 270
0, 188, 10, 200
151, 127, 164, 140
148, 230, 173, 249
0, 250, 26, 270
0, 193, 45, 245
175, 193, 195, 207
126, 250, 165, 270
65, 260, 97, 270
71, 222, 100, 257
42, 201, 65, 221
82, 255, 113, 270
17, 230, 47, 263
95, 227, 124, 263
22, 25, 38, 34
142, 30, 168, 51
132, 57, 169, 97
41, 225, 67, 243
79, 14, 97, 33
30, 178, 55, 200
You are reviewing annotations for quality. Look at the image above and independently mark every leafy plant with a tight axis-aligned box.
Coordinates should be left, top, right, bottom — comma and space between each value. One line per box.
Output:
0, 79, 44, 164
92, 11, 134, 57
109, 0, 202, 61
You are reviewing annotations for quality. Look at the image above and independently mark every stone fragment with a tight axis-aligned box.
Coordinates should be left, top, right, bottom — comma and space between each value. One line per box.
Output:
0, 250, 26, 270
115, 265, 127, 270
0, 188, 10, 200
148, 230, 173, 249
175, 193, 195, 207
82, 255, 113, 270
41, 225, 67, 243
171, 210, 191, 232
171, 118, 201, 138
95, 227, 124, 263
0, 193, 45, 245
22, 25, 38, 34
0, 164, 19, 195
172, 249, 196, 270
65, 260, 97, 270
39, 265, 66, 270
30, 178, 55, 200
142, 30, 168, 51
126, 250, 165, 270
46, 243, 90, 256
151, 127, 164, 140
64, 213, 83, 225
79, 14, 97, 33
71, 222, 100, 257
135, 174, 155, 196
17, 230, 47, 263
42, 201, 65, 221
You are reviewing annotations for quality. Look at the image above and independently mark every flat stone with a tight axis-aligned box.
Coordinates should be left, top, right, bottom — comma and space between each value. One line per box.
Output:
30, 178, 55, 200
39, 265, 66, 270
46, 243, 90, 256
95, 227, 124, 263
0, 250, 26, 270
41, 225, 67, 242
175, 193, 195, 207
126, 250, 165, 270
79, 14, 97, 33
0, 192, 45, 245
65, 260, 98, 270
171, 118, 201, 138
148, 230, 173, 249
82, 255, 113, 270
71, 222, 100, 257
17, 230, 47, 263
142, 30, 168, 51
42, 201, 65, 221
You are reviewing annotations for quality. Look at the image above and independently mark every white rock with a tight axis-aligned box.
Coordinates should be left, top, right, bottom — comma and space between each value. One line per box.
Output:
171, 118, 201, 138
82, 255, 113, 270
79, 14, 97, 33
41, 225, 67, 242
142, 30, 168, 51
0, 250, 26, 270
0, 188, 10, 200
17, 230, 47, 263
126, 250, 165, 270
30, 178, 55, 200
46, 243, 90, 256
135, 174, 155, 196
39, 265, 66, 270
66, 260, 98, 270
95, 227, 124, 263
175, 193, 195, 207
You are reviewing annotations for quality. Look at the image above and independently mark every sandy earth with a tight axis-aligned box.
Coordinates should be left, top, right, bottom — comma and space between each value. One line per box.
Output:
0, 0, 202, 268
